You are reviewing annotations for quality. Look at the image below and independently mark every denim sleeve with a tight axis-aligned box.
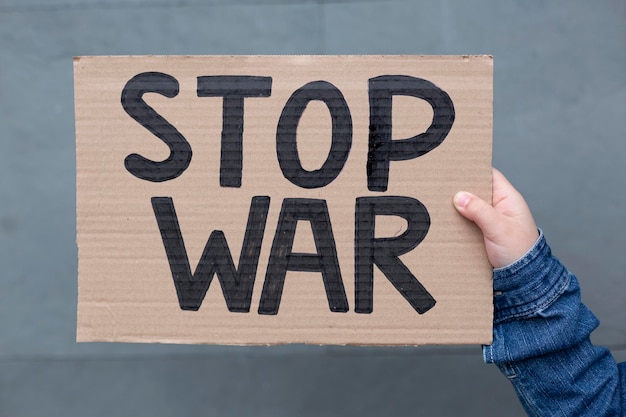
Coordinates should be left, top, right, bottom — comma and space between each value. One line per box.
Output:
483, 231, 624, 417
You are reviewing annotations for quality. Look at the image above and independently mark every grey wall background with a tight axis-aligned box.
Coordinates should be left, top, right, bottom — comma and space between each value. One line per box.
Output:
1, 1, 624, 416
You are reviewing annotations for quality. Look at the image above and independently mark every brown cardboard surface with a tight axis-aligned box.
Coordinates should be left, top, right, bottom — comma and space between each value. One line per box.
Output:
75, 55, 493, 345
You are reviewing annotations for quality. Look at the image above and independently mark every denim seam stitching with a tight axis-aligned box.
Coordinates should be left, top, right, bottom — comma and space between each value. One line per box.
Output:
493, 272, 572, 324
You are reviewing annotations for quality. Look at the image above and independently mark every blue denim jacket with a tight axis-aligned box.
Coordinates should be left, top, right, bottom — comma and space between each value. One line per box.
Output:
484, 231, 625, 416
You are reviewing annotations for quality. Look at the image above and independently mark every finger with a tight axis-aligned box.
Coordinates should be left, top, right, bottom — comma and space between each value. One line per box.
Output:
492, 168, 518, 206
453, 191, 505, 240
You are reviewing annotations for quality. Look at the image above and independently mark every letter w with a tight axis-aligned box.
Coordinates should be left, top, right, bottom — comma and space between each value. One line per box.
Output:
151, 196, 270, 312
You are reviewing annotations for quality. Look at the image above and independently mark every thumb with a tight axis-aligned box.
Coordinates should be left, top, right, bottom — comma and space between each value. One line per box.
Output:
453, 191, 505, 241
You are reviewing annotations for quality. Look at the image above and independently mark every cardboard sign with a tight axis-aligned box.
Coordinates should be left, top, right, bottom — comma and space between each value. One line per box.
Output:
75, 55, 493, 345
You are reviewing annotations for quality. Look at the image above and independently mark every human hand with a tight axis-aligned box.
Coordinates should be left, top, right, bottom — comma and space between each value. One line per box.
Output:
453, 168, 539, 269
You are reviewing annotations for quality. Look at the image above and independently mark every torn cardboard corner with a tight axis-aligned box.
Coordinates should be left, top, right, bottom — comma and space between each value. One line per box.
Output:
74, 55, 493, 345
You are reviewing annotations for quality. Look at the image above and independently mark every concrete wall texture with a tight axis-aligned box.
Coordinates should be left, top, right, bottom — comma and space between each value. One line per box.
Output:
0, 1, 624, 416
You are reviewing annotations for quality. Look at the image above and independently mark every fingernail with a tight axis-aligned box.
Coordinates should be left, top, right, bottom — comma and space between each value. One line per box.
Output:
454, 192, 471, 208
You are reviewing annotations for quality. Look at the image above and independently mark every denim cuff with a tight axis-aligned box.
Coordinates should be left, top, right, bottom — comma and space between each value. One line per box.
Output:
491, 230, 571, 323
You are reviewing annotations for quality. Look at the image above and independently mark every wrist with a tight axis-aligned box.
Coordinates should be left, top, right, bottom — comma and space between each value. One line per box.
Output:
493, 228, 543, 272
491, 230, 571, 324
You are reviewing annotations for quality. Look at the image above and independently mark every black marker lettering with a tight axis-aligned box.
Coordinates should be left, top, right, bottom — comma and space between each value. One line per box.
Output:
121, 72, 192, 182
259, 198, 348, 315
151, 196, 270, 312
197, 76, 272, 188
276, 81, 352, 189
354, 196, 435, 314
367, 75, 455, 191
